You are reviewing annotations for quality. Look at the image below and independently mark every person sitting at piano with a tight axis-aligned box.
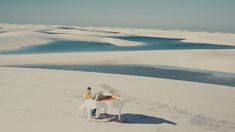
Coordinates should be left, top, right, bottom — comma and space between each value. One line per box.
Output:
83, 87, 97, 118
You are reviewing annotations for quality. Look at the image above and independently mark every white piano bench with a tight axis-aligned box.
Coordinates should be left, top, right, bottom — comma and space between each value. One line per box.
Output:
76, 105, 92, 121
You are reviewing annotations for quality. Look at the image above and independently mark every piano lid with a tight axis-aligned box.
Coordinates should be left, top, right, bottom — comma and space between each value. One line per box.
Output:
95, 82, 125, 98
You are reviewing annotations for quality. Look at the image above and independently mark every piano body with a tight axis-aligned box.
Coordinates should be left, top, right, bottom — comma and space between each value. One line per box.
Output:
80, 83, 125, 120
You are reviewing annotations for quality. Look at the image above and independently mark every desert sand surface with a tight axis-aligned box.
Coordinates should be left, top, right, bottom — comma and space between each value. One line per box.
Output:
0, 23, 235, 132
0, 50, 235, 73
1, 23, 235, 51
0, 67, 234, 132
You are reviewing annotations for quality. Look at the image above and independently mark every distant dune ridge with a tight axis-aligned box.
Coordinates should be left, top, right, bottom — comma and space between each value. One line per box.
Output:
0, 23, 235, 51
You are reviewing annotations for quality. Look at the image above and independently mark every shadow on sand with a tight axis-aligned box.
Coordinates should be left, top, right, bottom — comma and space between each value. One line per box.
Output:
97, 113, 177, 125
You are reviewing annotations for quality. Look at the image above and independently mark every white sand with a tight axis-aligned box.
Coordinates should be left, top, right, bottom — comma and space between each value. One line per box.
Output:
0, 50, 235, 73
0, 67, 234, 132
91, 27, 235, 46
0, 23, 235, 132
0, 23, 143, 50
0, 23, 235, 51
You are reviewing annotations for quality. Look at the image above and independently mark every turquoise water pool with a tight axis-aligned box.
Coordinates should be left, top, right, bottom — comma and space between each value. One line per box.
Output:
9, 64, 235, 87
0, 36, 234, 54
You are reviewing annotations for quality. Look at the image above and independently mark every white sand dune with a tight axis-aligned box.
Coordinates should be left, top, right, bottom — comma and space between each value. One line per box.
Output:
0, 23, 235, 51
0, 50, 235, 73
0, 67, 234, 132
89, 27, 235, 46
0, 23, 143, 50
0, 23, 235, 132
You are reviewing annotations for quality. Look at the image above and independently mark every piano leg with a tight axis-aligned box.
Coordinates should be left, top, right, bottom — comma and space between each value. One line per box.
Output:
104, 108, 107, 114
118, 108, 122, 120
97, 108, 100, 118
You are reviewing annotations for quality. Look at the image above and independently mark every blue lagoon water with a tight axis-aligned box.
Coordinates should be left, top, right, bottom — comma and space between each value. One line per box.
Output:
0, 36, 235, 54
9, 64, 235, 87
1, 35, 235, 87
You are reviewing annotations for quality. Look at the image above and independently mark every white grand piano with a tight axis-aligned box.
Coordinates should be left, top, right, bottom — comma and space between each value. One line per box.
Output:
78, 83, 125, 121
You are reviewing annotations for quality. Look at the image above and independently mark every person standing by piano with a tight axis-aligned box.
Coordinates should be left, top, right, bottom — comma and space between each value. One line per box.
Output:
83, 87, 97, 118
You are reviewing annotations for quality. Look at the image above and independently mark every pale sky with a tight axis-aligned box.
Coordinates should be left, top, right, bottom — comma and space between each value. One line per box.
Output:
1, 0, 235, 33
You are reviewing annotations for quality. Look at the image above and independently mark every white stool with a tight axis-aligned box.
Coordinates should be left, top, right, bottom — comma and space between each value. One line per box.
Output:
77, 99, 97, 121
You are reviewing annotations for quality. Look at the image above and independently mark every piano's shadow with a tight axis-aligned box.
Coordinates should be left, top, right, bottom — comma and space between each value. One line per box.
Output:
97, 113, 177, 125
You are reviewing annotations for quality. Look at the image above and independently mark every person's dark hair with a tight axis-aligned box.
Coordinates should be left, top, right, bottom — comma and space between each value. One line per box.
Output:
87, 87, 91, 90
